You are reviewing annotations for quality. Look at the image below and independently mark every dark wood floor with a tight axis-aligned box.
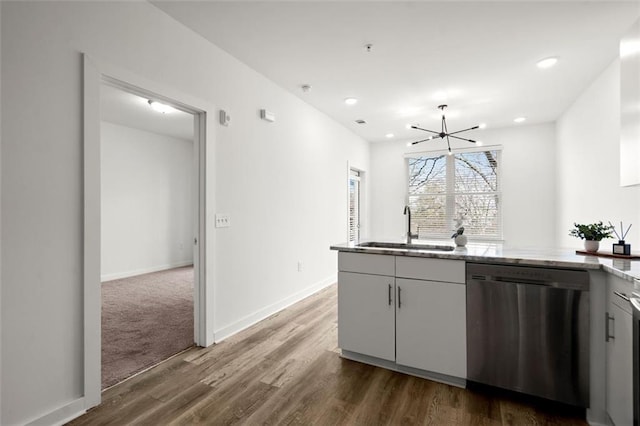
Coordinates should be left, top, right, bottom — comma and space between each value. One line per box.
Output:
68, 284, 587, 425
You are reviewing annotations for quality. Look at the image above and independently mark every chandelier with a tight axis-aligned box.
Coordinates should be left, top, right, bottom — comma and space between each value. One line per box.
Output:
410, 105, 480, 154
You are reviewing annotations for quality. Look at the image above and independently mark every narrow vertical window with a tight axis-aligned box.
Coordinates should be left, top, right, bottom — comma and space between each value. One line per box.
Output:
349, 169, 361, 242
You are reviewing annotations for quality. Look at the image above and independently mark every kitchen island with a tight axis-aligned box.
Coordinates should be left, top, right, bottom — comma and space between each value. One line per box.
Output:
331, 240, 640, 284
330, 241, 639, 426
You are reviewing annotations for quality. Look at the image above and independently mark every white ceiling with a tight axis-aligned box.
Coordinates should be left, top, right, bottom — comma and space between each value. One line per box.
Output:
153, 1, 640, 144
101, 83, 194, 141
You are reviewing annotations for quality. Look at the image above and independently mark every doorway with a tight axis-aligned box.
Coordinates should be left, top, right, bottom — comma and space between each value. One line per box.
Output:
83, 56, 211, 408
99, 81, 201, 389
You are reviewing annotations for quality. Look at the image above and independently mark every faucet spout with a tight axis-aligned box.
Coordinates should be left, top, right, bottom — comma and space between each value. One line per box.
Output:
403, 205, 414, 244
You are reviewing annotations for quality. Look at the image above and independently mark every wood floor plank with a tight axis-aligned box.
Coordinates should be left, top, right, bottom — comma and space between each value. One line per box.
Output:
133, 382, 213, 425
243, 350, 342, 424
349, 367, 408, 425
67, 284, 588, 426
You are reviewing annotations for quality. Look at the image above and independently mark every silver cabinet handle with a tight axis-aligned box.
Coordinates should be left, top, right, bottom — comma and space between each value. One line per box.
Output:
605, 312, 615, 341
398, 286, 402, 308
388, 284, 392, 306
614, 291, 630, 302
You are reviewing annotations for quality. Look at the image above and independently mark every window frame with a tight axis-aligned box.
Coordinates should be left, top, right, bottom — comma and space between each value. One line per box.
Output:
348, 168, 361, 243
405, 146, 503, 241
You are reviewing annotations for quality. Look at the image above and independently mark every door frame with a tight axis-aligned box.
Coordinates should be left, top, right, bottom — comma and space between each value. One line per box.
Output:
348, 168, 361, 242
347, 161, 366, 243
82, 54, 212, 409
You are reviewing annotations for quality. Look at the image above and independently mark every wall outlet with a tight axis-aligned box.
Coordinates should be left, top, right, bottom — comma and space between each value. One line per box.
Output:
297, 261, 303, 272
215, 214, 231, 228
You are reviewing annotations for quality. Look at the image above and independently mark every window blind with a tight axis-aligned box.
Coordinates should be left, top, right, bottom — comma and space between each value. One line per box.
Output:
407, 149, 501, 240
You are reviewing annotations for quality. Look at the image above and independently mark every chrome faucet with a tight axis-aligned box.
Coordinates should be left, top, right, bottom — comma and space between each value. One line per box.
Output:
403, 205, 417, 244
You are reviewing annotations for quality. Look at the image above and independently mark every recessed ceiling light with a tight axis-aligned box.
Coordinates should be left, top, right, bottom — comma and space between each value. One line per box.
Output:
148, 100, 176, 114
621, 40, 640, 58
478, 123, 487, 129
514, 116, 527, 123
344, 97, 358, 105
301, 84, 312, 92
355, 119, 366, 125
536, 57, 558, 69
385, 133, 394, 138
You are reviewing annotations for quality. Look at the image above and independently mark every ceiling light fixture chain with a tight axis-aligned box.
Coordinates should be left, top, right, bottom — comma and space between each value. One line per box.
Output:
410, 104, 480, 155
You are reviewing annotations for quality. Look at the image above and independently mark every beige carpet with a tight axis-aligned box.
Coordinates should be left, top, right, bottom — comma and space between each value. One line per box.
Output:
101, 266, 194, 389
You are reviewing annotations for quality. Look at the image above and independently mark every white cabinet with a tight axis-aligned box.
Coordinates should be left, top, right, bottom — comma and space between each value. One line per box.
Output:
337, 252, 466, 382
337, 253, 395, 361
395, 278, 466, 378
395, 256, 465, 284
337, 271, 395, 361
606, 275, 633, 426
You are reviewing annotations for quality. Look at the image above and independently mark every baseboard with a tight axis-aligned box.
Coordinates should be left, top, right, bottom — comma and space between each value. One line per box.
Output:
101, 261, 194, 282
24, 397, 86, 426
340, 350, 466, 389
213, 275, 336, 343
586, 410, 611, 426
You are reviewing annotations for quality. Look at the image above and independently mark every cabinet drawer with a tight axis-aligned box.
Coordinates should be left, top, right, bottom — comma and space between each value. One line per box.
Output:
395, 257, 465, 283
338, 252, 395, 276
608, 274, 633, 314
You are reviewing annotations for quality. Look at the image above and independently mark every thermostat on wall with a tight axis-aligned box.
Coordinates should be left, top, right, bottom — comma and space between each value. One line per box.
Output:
260, 109, 275, 122
219, 110, 231, 126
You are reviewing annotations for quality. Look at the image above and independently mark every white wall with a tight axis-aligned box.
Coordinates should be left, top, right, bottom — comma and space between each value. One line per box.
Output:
369, 123, 557, 248
0, 2, 3, 421
0, 2, 369, 425
556, 58, 640, 248
101, 122, 193, 281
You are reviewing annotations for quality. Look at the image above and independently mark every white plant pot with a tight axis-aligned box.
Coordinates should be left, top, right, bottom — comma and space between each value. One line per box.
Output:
454, 234, 468, 247
584, 240, 600, 253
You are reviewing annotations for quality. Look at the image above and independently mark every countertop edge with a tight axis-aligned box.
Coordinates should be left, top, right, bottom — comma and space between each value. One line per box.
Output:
330, 244, 640, 284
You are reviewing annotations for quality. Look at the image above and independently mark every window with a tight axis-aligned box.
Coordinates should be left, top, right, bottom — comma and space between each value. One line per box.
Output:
407, 149, 501, 240
348, 169, 361, 242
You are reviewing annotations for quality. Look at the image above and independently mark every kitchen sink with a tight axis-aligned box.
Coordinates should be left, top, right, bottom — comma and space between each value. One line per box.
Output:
356, 241, 455, 251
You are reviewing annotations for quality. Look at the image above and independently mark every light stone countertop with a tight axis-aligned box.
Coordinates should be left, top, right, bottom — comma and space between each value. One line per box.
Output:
330, 240, 640, 291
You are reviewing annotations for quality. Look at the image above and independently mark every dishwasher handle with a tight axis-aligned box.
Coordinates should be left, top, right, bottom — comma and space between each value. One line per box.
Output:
614, 291, 631, 302
480, 276, 589, 291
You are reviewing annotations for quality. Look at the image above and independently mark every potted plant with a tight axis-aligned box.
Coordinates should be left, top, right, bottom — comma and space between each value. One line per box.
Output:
569, 222, 614, 252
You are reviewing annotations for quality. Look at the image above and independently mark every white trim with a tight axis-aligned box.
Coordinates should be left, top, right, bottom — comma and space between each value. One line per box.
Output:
404, 144, 503, 158
194, 110, 210, 346
213, 275, 336, 343
346, 161, 352, 243
101, 261, 194, 282
82, 54, 102, 410
82, 54, 215, 417
24, 397, 86, 426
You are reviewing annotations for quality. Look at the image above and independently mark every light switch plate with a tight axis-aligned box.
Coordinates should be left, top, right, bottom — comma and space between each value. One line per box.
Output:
215, 214, 231, 228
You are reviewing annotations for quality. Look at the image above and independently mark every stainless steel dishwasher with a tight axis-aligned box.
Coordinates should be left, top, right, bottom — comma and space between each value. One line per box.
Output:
466, 263, 590, 407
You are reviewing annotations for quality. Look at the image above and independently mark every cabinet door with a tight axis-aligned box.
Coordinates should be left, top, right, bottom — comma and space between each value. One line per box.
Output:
338, 272, 395, 361
395, 278, 466, 378
606, 302, 633, 426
